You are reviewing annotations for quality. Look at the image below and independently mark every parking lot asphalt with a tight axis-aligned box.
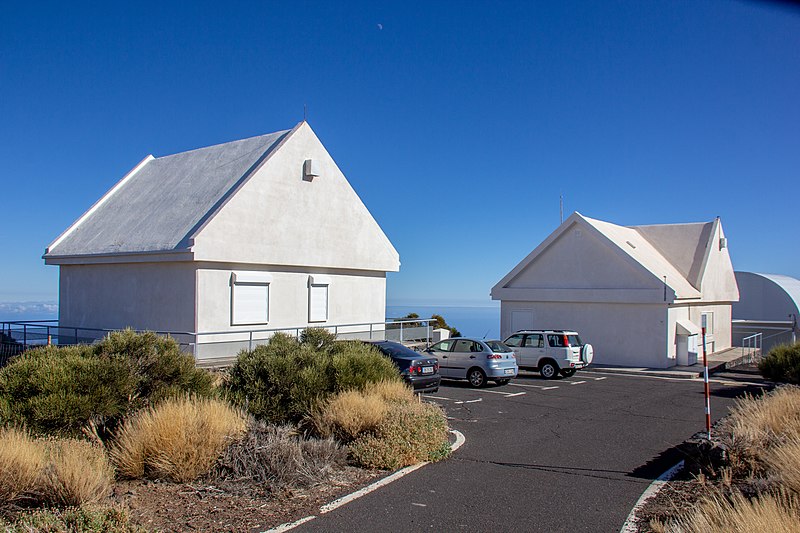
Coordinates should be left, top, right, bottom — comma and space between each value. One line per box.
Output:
294, 370, 769, 533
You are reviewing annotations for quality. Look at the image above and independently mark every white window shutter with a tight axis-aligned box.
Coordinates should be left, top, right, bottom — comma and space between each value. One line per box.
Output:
309, 284, 328, 322
231, 272, 270, 325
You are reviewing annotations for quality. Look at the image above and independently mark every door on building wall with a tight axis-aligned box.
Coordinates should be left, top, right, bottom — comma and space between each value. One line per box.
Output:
510, 310, 534, 334
677, 334, 699, 366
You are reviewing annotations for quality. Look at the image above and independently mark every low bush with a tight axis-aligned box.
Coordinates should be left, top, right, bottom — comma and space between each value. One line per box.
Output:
765, 436, 800, 493
213, 421, 346, 491
110, 396, 246, 482
0, 330, 215, 437
719, 386, 800, 476
0, 427, 46, 504
226, 330, 401, 424
0, 505, 142, 532
656, 490, 800, 533
348, 400, 451, 470
0, 428, 112, 508
760, 342, 800, 384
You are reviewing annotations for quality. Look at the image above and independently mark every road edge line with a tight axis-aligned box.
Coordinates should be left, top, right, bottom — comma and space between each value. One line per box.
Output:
264, 429, 466, 532
619, 460, 685, 533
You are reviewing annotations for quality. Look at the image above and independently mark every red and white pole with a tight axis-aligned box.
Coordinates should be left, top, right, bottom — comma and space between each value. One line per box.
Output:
702, 326, 711, 440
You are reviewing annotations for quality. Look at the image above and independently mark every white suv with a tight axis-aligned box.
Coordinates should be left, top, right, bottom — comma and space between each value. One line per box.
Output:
503, 330, 594, 379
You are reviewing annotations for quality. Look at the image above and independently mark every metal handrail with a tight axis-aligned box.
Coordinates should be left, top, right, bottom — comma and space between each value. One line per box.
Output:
742, 332, 762, 359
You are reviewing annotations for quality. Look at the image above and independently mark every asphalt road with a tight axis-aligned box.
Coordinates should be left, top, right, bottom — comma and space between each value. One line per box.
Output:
294, 370, 769, 533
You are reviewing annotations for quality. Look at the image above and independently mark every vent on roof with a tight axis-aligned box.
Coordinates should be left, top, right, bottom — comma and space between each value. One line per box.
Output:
626, 240, 636, 249
719, 237, 727, 250
303, 159, 320, 181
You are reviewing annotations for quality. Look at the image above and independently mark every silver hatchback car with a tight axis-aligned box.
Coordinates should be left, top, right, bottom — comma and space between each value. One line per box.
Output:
425, 337, 518, 387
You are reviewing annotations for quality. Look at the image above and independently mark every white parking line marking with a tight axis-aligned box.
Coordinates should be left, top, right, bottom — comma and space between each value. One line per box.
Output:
570, 380, 587, 386
594, 377, 607, 381
425, 395, 451, 400
479, 389, 520, 396
264, 515, 316, 532
411, 503, 427, 507
454, 398, 483, 404
542, 386, 559, 390
503, 392, 527, 397
508, 383, 551, 389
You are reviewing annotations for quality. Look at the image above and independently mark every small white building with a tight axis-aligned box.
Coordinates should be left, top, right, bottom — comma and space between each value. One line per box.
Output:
44, 122, 400, 359
491, 212, 739, 368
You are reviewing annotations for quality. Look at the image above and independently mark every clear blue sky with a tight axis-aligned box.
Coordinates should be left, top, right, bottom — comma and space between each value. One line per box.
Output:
1, 1, 798, 308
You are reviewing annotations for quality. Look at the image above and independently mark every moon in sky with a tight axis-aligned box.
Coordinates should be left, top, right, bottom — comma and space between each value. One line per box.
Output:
377, 23, 383, 30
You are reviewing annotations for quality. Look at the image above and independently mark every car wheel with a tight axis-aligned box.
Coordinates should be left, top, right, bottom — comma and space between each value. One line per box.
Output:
496, 378, 510, 385
467, 368, 487, 388
560, 368, 576, 378
539, 361, 558, 380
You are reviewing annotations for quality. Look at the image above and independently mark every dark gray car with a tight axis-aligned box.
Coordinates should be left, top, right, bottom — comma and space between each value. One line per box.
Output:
425, 338, 518, 387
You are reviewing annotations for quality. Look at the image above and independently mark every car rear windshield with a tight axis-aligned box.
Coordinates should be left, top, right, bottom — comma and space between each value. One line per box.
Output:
567, 335, 583, 346
485, 340, 513, 353
379, 343, 418, 358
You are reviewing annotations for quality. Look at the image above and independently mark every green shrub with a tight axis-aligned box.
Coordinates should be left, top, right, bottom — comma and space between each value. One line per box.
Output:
331, 341, 403, 392
0, 506, 142, 533
0, 330, 214, 436
95, 329, 214, 403
760, 343, 800, 384
0, 346, 136, 435
226, 330, 401, 424
348, 400, 451, 469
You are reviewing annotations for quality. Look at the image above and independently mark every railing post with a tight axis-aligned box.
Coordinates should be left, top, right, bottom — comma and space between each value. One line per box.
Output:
23, 324, 27, 347
248, 331, 253, 352
369, 323, 373, 340
75, 328, 79, 345
400, 321, 404, 343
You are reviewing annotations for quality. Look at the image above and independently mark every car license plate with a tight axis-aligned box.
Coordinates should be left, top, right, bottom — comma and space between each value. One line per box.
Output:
421, 366, 434, 374
504, 369, 514, 375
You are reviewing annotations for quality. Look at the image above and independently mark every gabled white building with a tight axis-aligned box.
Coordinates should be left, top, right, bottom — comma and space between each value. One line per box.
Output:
491, 212, 739, 368
44, 122, 400, 359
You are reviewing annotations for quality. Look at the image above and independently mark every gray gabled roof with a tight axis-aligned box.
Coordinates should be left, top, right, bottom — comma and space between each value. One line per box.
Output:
45, 127, 292, 257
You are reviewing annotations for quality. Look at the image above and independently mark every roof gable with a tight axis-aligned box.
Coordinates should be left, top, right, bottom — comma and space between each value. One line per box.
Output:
633, 221, 714, 289
491, 212, 714, 302
45, 128, 292, 258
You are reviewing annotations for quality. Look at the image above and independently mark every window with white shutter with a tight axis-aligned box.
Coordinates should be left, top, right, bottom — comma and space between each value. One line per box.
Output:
231, 272, 272, 325
308, 275, 331, 322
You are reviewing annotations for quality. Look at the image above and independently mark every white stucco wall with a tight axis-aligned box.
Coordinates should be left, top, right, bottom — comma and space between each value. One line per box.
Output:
191, 123, 399, 273
500, 300, 669, 368
58, 262, 196, 338
667, 303, 732, 359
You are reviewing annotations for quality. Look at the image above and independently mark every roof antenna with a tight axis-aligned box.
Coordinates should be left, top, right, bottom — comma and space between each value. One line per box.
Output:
560, 193, 564, 224
303, 104, 307, 122
483, 329, 490, 339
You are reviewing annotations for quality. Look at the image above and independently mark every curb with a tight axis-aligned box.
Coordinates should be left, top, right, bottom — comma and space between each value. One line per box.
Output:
619, 460, 685, 533
264, 429, 466, 532
583, 367, 700, 380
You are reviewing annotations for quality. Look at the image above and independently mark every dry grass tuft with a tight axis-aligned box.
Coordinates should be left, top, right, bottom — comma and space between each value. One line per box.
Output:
720, 386, 800, 475
765, 436, 800, 493
0, 428, 112, 508
662, 490, 800, 533
110, 396, 246, 482
41, 438, 113, 506
310, 380, 415, 441
0, 427, 47, 504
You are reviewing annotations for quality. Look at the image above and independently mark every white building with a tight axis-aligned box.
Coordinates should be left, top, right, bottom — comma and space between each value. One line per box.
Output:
732, 272, 800, 352
44, 122, 400, 359
491, 212, 739, 368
